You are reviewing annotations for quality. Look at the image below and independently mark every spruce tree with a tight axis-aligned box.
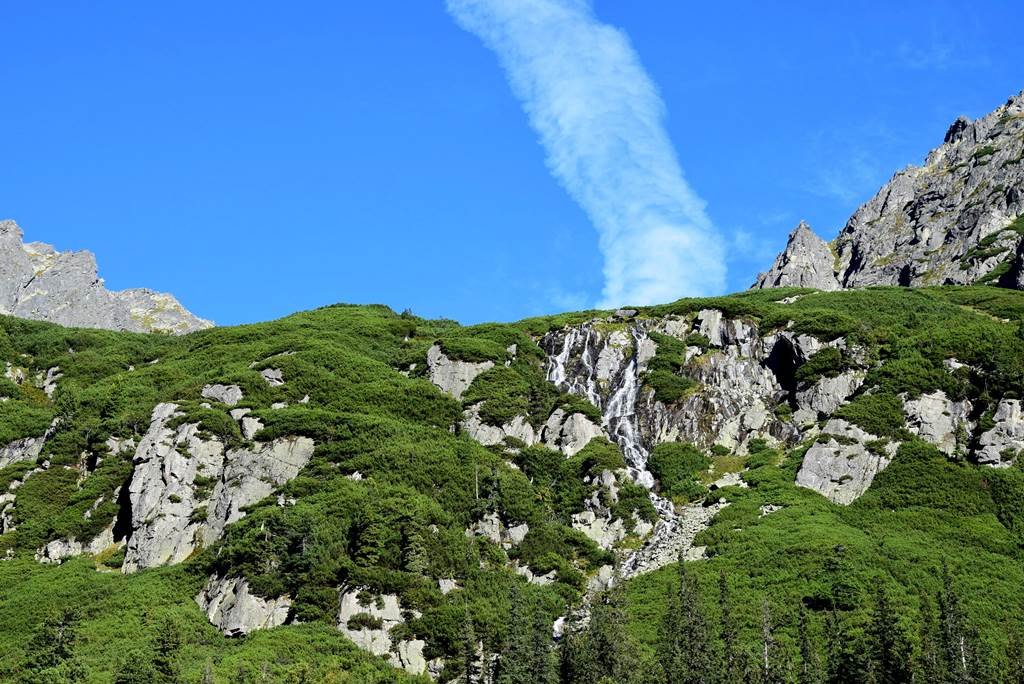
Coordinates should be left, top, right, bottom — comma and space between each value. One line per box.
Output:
798, 603, 821, 684
659, 554, 713, 684
868, 583, 910, 684
495, 584, 531, 684
152, 614, 181, 683
939, 563, 974, 683
719, 571, 739, 683
21, 608, 87, 683
917, 593, 946, 683
586, 583, 637, 684
529, 597, 558, 684
759, 601, 783, 684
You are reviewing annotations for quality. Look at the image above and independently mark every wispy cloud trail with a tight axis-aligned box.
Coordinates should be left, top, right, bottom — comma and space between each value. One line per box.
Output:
447, 0, 725, 307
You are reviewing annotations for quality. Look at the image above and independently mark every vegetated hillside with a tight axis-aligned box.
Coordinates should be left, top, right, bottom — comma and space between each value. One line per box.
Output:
1, 286, 1024, 682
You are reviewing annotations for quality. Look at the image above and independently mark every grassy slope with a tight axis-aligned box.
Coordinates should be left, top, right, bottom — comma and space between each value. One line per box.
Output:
2, 286, 1024, 678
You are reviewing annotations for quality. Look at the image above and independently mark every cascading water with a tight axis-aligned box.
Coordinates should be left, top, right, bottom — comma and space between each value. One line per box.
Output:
545, 325, 680, 564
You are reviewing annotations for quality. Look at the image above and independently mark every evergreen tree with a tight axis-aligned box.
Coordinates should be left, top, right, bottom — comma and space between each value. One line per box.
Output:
113, 649, 158, 684
529, 598, 558, 684
659, 554, 713, 684
867, 583, 910, 684
495, 584, 531, 684
585, 582, 638, 684
403, 527, 430, 575
462, 601, 480, 683
21, 608, 87, 683
824, 608, 861, 684
719, 571, 740, 683
152, 614, 182, 683
939, 563, 974, 683
798, 603, 822, 684
759, 601, 783, 684
917, 593, 946, 683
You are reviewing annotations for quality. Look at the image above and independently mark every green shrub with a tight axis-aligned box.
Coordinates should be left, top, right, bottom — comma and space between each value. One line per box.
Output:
835, 392, 910, 439
793, 347, 846, 385
648, 443, 709, 501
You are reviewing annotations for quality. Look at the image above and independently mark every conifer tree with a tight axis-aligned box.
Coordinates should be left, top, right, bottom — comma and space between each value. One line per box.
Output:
939, 563, 974, 683
153, 624, 180, 683
21, 608, 87, 683
798, 603, 822, 684
585, 582, 637, 684
529, 597, 558, 684
868, 583, 910, 684
495, 584, 531, 684
659, 554, 713, 684
917, 593, 946, 683
719, 571, 739, 683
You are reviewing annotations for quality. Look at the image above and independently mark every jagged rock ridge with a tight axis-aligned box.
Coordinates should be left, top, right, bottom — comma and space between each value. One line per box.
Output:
756, 90, 1024, 290
0, 219, 211, 334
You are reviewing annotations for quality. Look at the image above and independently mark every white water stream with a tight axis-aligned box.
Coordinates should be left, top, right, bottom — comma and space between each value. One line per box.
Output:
546, 325, 696, 577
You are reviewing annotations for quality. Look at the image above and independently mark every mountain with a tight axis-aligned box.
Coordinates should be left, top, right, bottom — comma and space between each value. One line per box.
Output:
0, 220, 211, 334
6, 93, 1024, 682
2, 286, 1024, 681
756, 90, 1024, 290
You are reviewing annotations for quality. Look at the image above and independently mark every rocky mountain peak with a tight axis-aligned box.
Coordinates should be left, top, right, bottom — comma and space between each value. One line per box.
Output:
753, 220, 840, 291
0, 219, 212, 334
756, 88, 1024, 292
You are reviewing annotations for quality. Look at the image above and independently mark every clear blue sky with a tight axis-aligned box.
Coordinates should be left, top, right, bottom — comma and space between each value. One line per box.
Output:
2, 2, 1022, 325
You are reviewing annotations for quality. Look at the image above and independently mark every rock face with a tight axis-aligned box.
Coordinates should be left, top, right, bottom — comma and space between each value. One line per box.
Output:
541, 312, 817, 575
122, 403, 314, 572
793, 370, 865, 425
459, 402, 603, 457
976, 399, 1024, 466
903, 391, 972, 456
196, 576, 292, 637
0, 220, 212, 334
337, 589, 427, 676
796, 419, 898, 504
0, 433, 49, 470
426, 344, 494, 399
201, 384, 244, 407
754, 221, 841, 290
542, 409, 605, 457
460, 403, 536, 447
756, 91, 1024, 290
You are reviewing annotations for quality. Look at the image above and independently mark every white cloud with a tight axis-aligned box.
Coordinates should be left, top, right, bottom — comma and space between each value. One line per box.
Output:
447, 0, 725, 307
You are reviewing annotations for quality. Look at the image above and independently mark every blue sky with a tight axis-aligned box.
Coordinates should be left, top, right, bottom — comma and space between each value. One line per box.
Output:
2, 2, 1022, 325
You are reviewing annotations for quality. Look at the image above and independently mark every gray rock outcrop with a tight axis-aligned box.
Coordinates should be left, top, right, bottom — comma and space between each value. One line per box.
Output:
903, 391, 972, 456
793, 370, 865, 425
0, 433, 48, 470
0, 220, 212, 333
460, 403, 536, 446
337, 589, 427, 676
756, 91, 1024, 291
754, 221, 841, 290
976, 399, 1024, 466
426, 344, 494, 399
196, 576, 292, 637
122, 403, 314, 572
201, 384, 243, 406
796, 419, 898, 504
542, 408, 604, 456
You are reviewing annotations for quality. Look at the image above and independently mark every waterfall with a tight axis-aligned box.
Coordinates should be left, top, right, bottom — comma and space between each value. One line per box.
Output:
544, 321, 731, 580
545, 326, 674, 521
